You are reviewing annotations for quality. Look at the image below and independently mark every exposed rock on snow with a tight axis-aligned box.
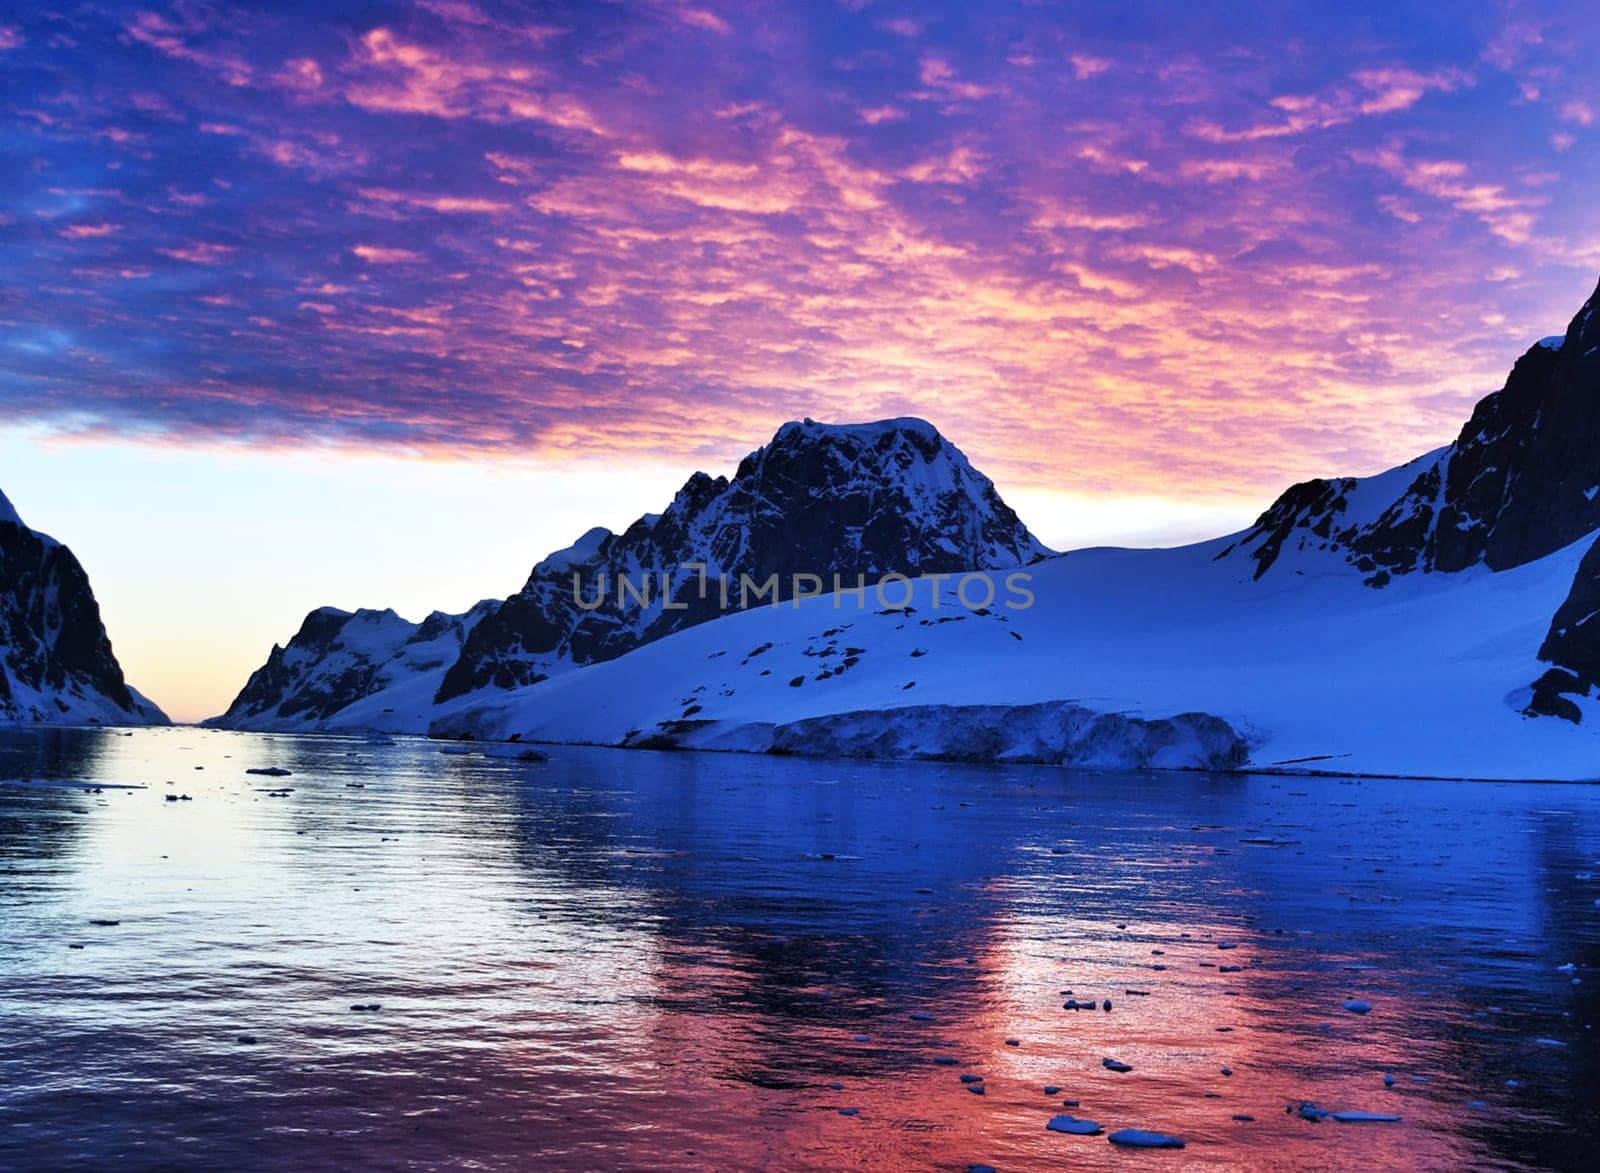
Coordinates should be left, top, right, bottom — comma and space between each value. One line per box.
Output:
0, 488, 166, 726
1527, 533, 1600, 721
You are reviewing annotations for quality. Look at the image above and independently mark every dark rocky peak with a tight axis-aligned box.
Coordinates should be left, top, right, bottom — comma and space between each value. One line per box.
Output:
435, 417, 1050, 702
1226, 275, 1600, 586
0, 488, 26, 530
1432, 279, 1600, 572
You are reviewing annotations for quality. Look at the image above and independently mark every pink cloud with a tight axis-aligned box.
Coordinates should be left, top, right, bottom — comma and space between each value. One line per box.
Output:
351, 244, 424, 263
160, 243, 235, 264
61, 223, 121, 239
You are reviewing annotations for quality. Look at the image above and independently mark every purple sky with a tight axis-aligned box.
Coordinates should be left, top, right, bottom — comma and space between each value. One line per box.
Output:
5, 0, 1600, 502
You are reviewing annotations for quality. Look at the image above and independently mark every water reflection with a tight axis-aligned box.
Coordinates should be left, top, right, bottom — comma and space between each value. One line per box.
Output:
0, 728, 1595, 1170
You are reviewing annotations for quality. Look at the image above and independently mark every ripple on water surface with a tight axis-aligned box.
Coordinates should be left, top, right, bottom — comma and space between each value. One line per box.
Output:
0, 726, 1596, 1170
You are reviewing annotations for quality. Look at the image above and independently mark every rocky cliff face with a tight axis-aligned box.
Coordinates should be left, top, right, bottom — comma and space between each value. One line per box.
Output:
210, 418, 1049, 730
0, 490, 166, 726
1222, 277, 1600, 587
1526, 533, 1600, 722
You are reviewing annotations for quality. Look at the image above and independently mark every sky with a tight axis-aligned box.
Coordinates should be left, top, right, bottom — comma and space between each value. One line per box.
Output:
3, 0, 1600, 722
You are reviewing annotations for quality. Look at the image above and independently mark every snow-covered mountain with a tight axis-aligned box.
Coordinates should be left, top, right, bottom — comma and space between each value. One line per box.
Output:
428, 277, 1600, 780
204, 602, 499, 732
432, 532, 1592, 779
211, 277, 1600, 777
209, 418, 1049, 730
1219, 279, 1600, 587
0, 489, 167, 726
1211, 276, 1600, 723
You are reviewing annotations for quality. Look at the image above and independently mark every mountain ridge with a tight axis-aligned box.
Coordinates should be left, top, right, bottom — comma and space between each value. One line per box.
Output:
209, 276, 1600, 767
208, 416, 1049, 730
1219, 276, 1600, 587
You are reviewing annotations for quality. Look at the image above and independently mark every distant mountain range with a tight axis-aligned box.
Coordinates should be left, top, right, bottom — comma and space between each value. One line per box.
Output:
12, 277, 1600, 778
201, 278, 1600, 779
205, 418, 1048, 732
0, 491, 166, 726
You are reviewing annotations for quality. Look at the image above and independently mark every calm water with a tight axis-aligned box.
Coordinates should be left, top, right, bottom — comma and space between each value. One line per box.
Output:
1, 728, 1596, 1171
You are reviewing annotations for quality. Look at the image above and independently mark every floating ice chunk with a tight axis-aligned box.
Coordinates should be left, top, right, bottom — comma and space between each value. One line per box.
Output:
1047, 1115, 1102, 1135
1108, 1129, 1185, 1148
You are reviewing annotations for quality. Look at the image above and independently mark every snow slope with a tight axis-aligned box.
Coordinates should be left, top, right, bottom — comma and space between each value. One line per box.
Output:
435, 530, 1599, 780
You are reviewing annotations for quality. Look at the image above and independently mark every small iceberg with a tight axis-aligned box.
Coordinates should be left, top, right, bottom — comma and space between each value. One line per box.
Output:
1046, 1115, 1102, 1135
1108, 1129, 1184, 1148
